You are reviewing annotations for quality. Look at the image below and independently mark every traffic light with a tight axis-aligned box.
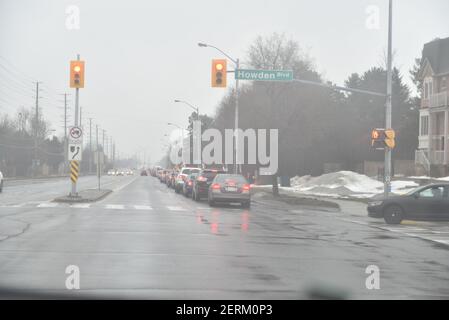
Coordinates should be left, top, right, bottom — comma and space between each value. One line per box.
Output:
70, 60, 85, 88
211, 59, 227, 88
371, 128, 396, 149
384, 129, 396, 149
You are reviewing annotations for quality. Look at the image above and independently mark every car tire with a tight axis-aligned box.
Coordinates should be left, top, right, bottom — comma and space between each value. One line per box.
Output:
383, 205, 403, 225
208, 198, 215, 207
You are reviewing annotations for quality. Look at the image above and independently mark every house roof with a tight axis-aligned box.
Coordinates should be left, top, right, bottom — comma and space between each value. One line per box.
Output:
421, 37, 449, 77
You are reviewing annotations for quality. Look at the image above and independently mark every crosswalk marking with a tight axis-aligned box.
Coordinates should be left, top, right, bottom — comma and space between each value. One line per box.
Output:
134, 205, 153, 210
166, 206, 187, 211
106, 204, 125, 210
70, 204, 91, 209
37, 203, 58, 208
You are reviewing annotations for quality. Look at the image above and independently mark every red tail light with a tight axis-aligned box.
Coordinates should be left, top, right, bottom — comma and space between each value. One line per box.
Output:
188, 180, 192, 186
212, 183, 221, 190
242, 184, 250, 191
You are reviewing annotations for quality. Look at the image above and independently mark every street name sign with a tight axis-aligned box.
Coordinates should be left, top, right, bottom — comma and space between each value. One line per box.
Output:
235, 69, 293, 81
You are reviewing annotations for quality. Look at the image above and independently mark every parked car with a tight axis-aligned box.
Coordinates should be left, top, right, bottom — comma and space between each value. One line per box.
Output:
174, 167, 200, 193
183, 172, 198, 197
140, 170, 148, 176
208, 174, 251, 208
192, 169, 226, 201
0, 170, 3, 193
367, 184, 449, 224
167, 171, 178, 189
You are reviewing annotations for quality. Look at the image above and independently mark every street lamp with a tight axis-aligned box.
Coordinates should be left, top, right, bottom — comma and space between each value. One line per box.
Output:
198, 42, 240, 173
167, 122, 186, 163
174, 99, 201, 166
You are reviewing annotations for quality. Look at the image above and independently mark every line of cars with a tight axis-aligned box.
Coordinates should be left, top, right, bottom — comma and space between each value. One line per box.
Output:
107, 169, 134, 176
149, 166, 251, 208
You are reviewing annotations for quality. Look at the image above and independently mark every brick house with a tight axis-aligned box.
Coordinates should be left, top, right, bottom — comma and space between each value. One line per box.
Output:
415, 37, 449, 176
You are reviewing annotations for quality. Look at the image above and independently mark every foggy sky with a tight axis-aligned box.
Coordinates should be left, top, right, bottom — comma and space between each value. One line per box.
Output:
1, 0, 448, 163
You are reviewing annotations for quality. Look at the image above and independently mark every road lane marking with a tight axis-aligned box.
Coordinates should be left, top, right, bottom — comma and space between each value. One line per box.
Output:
70, 204, 91, 209
167, 206, 187, 211
134, 205, 153, 210
37, 203, 58, 208
105, 204, 125, 210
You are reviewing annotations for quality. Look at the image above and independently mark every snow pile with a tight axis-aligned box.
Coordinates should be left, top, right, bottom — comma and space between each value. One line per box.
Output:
289, 171, 418, 199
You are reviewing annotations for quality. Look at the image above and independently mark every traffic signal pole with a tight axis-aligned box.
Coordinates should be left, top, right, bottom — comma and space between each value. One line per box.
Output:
71, 54, 80, 197
234, 58, 240, 174
384, 0, 393, 197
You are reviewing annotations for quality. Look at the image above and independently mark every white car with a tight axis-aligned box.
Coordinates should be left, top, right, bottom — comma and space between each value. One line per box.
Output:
0, 170, 3, 193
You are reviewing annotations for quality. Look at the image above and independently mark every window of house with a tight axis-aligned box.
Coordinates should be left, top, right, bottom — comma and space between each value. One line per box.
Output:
420, 115, 429, 136
442, 77, 447, 91
424, 79, 433, 99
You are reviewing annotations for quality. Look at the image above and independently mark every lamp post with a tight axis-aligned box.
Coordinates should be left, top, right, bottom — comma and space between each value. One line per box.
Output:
174, 99, 201, 167
198, 42, 240, 174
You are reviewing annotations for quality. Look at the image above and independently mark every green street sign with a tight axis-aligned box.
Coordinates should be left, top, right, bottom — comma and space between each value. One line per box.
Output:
235, 69, 293, 81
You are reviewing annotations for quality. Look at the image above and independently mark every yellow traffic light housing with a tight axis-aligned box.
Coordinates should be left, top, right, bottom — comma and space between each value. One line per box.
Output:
70, 60, 85, 88
371, 128, 396, 150
211, 59, 227, 88
384, 129, 396, 149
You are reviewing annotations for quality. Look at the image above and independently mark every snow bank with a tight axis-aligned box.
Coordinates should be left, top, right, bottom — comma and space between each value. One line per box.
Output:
290, 171, 418, 199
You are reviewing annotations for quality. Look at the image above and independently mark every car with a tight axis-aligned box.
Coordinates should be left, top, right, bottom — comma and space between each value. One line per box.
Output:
183, 172, 198, 197
0, 170, 3, 193
367, 183, 449, 224
140, 170, 148, 176
107, 169, 116, 176
207, 174, 251, 208
174, 167, 200, 193
192, 169, 226, 201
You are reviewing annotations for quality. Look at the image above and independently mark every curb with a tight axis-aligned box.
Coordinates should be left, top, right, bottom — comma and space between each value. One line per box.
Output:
53, 189, 112, 203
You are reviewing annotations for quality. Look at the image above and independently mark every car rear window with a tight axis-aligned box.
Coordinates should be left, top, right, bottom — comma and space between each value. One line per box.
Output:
181, 169, 191, 175
201, 171, 223, 181
215, 174, 247, 184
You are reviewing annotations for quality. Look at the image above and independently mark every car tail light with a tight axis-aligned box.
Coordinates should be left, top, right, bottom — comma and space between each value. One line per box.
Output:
242, 184, 250, 191
197, 176, 207, 182
211, 183, 221, 190
188, 180, 192, 186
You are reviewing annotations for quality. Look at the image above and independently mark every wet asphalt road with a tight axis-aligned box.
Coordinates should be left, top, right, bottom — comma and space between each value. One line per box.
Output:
0, 175, 449, 299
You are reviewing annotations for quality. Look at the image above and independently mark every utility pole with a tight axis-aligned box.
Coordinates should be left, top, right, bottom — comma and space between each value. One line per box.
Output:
63, 93, 68, 164
96, 124, 100, 190
89, 118, 93, 174
102, 129, 106, 173
384, 0, 393, 196
234, 58, 240, 174
33, 81, 41, 177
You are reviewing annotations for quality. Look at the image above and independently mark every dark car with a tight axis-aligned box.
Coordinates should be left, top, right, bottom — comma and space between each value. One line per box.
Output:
207, 174, 251, 208
192, 169, 226, 201
183, 172, 198, 197
367, 184, 449, 224
140, 170, 148, 176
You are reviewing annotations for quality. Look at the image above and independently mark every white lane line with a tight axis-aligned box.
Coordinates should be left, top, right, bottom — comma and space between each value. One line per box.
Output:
70, 204, 91, 209
37, 203, 59, 208
167, 206, 187, 211
134, 205, 153, 210
105, 204, 125, 210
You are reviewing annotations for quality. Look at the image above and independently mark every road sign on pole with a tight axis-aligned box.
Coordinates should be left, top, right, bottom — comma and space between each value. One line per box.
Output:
68, 143, 82, 161
235, 69, 293, 81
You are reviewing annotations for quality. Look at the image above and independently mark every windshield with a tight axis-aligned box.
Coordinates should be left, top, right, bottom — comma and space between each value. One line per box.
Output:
1, 0, 449, 303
